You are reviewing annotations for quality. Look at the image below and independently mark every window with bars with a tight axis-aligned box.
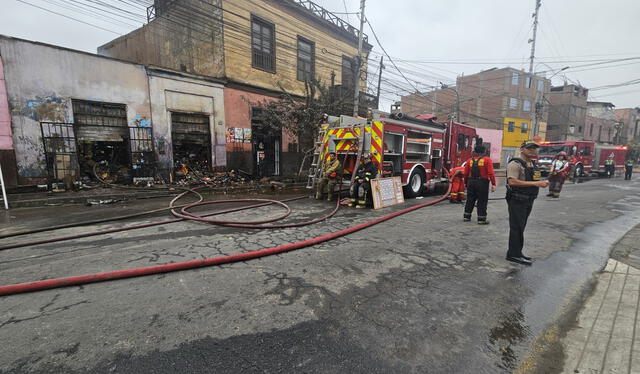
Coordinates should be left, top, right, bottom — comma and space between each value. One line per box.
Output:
342, 56, 355, 89
251, 16, 275, 72
523, 100, 531, 112
72, 100, 127, 127
297, 36, 315, 82
511, 72, 519, 86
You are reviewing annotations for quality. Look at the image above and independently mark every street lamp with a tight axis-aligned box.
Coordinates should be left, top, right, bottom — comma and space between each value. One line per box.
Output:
439, 82, 460, 123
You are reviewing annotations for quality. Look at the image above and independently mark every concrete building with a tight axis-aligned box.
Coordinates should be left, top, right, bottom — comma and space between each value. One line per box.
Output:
584, 102, 618, 144
546, 84, 589, 142
99, 0, 372, 177
0, 35, 225, 186
615, 108, 640, 144
400, 67, 551, 165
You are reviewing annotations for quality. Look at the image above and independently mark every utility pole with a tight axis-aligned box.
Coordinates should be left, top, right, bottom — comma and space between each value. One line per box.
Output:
375, 55, 384, 109
528, 0, 541, 74
352, 0, 366, 116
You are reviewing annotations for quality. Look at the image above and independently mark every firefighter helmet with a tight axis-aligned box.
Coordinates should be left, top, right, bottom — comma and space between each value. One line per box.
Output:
557, 151, 568, 158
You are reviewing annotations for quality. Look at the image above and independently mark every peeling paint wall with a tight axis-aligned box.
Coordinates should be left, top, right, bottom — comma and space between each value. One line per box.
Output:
98, 0, 225, 79
147, 70, 226, 177
0, 36, 151, 184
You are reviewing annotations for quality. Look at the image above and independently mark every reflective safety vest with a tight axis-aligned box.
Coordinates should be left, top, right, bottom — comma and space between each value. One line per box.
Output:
626, 160, 634, 167
605, 159, 615, 166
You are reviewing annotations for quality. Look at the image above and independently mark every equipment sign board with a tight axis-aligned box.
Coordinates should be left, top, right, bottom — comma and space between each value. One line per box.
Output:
371, 177, 404, 209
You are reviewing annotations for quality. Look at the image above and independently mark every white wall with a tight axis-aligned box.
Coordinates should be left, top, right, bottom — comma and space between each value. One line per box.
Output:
147, 70, 226, 175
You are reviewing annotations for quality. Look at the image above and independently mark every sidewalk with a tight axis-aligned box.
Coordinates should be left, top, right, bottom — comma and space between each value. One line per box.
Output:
560, 225, 640, 373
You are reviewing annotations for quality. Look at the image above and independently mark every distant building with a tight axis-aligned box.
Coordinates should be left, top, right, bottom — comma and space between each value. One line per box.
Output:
584, 102, 617, 144
400, 67, 550, 165
546, 84, 589, 142
615, 108, 640, 144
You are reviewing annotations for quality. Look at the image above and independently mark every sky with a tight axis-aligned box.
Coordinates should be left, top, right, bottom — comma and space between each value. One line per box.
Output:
1, 0, 639, 112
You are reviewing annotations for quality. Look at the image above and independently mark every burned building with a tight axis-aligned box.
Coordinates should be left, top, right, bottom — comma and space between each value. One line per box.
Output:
0, 35, 225, 186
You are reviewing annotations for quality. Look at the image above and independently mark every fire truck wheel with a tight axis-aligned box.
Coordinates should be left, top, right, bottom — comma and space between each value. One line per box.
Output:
404, 169, 425, 198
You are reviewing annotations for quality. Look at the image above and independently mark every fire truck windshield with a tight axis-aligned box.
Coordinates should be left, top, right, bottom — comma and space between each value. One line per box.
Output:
539, 145, 570, 155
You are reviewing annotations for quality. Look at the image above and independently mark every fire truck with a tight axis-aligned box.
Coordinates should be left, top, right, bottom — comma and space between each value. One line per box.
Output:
537, 141, 628, 177
309, 111, 479, 198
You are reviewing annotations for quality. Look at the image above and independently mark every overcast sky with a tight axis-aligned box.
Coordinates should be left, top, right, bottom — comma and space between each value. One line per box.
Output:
2, 0, 639, 111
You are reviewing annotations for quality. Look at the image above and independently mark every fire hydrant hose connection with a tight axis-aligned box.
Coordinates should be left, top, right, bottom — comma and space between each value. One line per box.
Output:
0, 173, 452, 296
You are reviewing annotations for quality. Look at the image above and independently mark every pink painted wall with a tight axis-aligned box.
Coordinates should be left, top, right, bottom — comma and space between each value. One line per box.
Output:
223, 87, 296, 152
476, 128, 502, 165
0, 57, 13, 150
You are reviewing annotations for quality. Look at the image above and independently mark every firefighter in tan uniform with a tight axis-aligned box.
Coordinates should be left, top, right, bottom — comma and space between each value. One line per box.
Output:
315, 152, 342, 201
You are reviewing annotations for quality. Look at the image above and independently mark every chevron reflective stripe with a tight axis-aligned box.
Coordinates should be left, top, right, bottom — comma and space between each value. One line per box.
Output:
369, 121, 383, 167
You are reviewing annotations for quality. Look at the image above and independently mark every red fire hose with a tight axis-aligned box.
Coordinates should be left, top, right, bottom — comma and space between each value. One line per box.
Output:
0, 183, 451, 296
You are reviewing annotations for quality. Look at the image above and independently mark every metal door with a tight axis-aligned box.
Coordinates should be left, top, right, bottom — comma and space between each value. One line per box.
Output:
40, 122, 79, 184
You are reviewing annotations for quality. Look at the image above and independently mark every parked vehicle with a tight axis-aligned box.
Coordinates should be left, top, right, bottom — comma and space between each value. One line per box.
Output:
312, 111, 480, 198
538, 141, 628, 177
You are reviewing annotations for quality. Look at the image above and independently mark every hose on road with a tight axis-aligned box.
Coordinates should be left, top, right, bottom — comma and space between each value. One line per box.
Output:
0, 183, 451, 296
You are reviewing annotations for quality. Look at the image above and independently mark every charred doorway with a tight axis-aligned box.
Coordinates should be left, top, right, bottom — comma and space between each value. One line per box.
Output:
73, 100, 132, 183
170, 112, 212, 175
251, 108, 280, 177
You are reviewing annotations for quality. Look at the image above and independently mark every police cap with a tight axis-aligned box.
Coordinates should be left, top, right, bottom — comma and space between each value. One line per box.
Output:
520, 140, 540, 149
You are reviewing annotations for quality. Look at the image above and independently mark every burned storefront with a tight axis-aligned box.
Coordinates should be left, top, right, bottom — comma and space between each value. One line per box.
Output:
0, 36, 226, 186
40, 100, 155, 186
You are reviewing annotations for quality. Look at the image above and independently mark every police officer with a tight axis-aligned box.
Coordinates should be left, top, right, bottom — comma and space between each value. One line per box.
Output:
604, 156, 615, 178
505, 141, 549, 266
349, 154, 378, 208
315, 152, 342, 201
625, 159, 634, 180
463, 144, 496, 224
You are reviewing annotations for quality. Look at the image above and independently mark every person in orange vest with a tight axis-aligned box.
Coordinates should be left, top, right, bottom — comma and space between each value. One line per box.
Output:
449, 163, 466, 204
463, 144, 496, 224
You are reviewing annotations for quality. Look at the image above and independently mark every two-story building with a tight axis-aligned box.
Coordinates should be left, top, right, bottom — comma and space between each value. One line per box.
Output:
584, 102, 618, 144
99, 0, 372, 177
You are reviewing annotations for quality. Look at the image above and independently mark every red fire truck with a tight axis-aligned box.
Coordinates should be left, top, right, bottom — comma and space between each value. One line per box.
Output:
313, 111, 479, 198
538, 141, 628, 177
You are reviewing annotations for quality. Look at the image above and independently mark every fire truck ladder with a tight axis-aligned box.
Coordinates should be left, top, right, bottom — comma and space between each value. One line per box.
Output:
306, 129, 329, 189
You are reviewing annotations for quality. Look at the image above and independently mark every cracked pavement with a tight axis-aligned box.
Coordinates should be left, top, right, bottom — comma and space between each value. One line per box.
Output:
0, 178, 639, 373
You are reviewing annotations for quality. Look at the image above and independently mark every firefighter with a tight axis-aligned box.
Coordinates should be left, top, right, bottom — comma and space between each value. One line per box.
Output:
463, 144, 496, 224
546, 151, 570, 198
625, 159, 634, 180
449, 163, 466, 204
505, 141, 549, 266
604, 155, 615, 178
349, 154, 378, 208
315, 152, 342, 201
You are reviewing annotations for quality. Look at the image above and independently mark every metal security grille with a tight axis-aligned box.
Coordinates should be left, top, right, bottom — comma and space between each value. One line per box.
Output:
129, 127, 155, 179
72, 100, 127, 127
171, 112, 211, 172
40, 122, 79, 183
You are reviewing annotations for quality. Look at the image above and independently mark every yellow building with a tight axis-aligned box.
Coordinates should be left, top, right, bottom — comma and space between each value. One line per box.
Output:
502, 117, 532, 147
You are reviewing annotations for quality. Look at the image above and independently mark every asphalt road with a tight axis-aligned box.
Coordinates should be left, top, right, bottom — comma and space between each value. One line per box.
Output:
0, 177, 639, 373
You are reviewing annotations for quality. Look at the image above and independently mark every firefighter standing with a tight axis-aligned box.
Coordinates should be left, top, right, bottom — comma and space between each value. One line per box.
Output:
315, 152, 342, 201
463, 145, 496, 224
505, 141, 549, 266
547, 151, 570, 198
449, 164, 466, 204
604, 156, 615, 178
625, 159, 634, 180
349, 154, 378, 208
